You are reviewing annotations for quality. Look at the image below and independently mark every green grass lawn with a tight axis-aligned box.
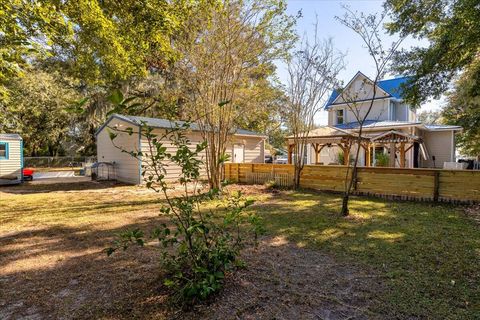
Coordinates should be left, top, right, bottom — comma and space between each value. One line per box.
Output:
1, 182, 478, 319
254, 190, 480, 319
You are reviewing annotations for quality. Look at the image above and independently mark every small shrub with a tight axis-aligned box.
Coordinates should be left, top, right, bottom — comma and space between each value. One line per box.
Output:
106, 116, 263, 306
375, 152, 389, 167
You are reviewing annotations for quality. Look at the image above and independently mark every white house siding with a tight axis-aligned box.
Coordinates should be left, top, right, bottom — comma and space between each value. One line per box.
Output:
140, 129, 208, 183
225, 135, 265, 163
0, 138, 22, 183
139, 130, 265, 183
96, 118, 141, 184
421, 130, 455, 168
329, 99, 390, 125
333, 74, 390, 104
394, 102, 406, 121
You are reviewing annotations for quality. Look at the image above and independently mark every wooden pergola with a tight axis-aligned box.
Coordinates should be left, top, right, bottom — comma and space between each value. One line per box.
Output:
367, 130, 423, 168
286, 128, 424, 168
286, 127, 367, 166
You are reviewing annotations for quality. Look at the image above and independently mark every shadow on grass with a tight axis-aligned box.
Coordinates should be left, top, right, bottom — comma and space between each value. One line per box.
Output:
0, 179, 129, 194
0, 214, 174, 320
254, 190, 480, 319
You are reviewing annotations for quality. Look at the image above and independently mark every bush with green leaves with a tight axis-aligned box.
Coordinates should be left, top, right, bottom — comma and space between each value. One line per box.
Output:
337, 151, 354, 165
105, 117, 263, 306
375, 152, 389, 167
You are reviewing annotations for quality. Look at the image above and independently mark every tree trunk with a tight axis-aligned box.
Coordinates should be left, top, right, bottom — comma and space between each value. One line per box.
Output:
340, 192, 350, 216
293, 165, 302, 189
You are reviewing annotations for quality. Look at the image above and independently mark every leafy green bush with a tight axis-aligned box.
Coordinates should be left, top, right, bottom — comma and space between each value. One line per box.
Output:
375, 152, 389, 167
337, 151, 354, 165
106, 113, 263, 306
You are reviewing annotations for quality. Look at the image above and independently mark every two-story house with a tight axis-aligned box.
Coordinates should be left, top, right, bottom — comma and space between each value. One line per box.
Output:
296, 71, 462, 168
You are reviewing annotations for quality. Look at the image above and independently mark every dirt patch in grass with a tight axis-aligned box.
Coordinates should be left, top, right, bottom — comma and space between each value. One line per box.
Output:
465, 204, 480, 226
185, 236, 386, 320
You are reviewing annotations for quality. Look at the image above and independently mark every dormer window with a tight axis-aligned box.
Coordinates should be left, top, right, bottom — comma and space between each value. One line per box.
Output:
336, 109, 344, 125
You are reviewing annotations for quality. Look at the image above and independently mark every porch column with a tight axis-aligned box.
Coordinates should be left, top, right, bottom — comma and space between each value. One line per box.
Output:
389, 142, 396, 167
314, 143, 319, 164
399, 142, 406, 168
344, 143, 350, 166
372, 143, 376, 166
288, 144, 293, 164
365, 143, 371, 167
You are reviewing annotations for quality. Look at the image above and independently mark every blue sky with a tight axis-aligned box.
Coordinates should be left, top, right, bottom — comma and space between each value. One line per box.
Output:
276, 0, 442, 125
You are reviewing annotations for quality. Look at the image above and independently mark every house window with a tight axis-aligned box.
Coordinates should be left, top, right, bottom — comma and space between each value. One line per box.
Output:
0, 142, 8, 159
336, 109, 344, 124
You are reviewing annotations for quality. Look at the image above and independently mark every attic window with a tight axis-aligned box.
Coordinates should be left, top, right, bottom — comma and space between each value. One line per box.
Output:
336, 109, 344, 125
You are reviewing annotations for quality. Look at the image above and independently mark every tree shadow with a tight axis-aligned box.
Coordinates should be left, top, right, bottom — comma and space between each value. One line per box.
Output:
0, 179, 129, 194
255, 190, 480, 318
1, 188, 478, 319
0, 214, 173, 319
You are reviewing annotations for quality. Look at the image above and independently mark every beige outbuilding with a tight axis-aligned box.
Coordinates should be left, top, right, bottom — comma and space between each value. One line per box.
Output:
96, 114, 266, 184
0, 134, 23, 185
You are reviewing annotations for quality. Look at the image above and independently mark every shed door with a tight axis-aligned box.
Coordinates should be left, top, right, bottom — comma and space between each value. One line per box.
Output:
233, 144, 245, 163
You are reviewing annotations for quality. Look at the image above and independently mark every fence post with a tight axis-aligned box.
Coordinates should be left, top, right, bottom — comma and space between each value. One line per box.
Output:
433, 171, 440, 202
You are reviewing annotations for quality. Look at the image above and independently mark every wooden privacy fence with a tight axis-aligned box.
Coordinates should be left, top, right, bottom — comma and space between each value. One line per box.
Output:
224, 163, 480, 203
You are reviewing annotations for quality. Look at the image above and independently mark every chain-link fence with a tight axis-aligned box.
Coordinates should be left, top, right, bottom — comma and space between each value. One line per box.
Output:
24, 156, 97, 168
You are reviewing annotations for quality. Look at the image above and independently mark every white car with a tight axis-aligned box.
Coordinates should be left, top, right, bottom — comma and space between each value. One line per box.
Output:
274, 155, 288, 164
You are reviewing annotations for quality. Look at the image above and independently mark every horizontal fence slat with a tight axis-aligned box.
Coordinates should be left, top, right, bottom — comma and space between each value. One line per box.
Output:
224, 163, 480, 203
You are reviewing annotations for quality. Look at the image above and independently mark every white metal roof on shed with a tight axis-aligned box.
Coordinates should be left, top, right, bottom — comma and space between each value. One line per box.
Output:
0, 134, 22, 140
96, 114, 267, 137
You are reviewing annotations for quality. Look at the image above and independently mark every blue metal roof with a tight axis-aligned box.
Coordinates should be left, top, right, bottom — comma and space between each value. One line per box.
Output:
325, 73, 411, 109
377, 77, 409, 100
334, 120, 421, 130
96, 114, 265, 137
325, 89, 340, 107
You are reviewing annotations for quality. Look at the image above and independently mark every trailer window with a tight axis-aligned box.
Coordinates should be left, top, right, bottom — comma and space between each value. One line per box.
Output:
0, 142, 8, 159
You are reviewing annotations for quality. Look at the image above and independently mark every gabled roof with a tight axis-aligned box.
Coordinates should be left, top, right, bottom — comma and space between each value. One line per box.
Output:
325, 72, 411, 109
96, 114, 266, 137
0, 133, 22, 140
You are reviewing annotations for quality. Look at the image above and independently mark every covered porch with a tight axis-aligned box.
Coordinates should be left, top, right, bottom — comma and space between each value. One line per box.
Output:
286, 127, 366, 166
286, 127, 426, 168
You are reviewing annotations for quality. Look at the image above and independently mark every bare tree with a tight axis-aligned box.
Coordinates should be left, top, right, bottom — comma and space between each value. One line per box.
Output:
336, 7, 405, 216
174, 0, 296, 189
285, 26, 344, 189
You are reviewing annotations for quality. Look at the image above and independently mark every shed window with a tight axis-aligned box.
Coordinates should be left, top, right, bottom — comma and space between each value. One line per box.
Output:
0, 142, 8, 159
336, 109, 344, 125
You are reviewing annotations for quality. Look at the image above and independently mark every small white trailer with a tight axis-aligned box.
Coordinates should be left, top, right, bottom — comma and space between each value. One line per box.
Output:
0, 134, 23, 185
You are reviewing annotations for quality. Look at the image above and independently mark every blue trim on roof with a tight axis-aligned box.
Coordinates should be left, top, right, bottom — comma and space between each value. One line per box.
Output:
324, 73, 411, 109
334, 120, 421, 130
